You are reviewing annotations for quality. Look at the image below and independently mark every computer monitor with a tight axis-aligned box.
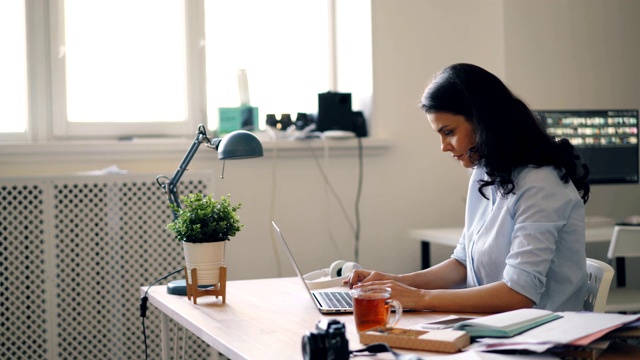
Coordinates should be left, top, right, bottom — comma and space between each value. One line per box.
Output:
533, 109, 639, 184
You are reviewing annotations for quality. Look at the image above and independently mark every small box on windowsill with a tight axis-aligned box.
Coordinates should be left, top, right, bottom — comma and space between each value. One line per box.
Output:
218, 106, 259, 135
358, 327, 470, 353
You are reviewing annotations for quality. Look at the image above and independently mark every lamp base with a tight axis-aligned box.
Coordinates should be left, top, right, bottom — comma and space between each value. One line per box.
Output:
166, 278, 219, 296
167, 279, 187, 295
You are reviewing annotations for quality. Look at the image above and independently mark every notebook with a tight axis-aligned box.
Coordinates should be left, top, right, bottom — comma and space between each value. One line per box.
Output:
272, 221, 353, 313
452, 308, 562, 338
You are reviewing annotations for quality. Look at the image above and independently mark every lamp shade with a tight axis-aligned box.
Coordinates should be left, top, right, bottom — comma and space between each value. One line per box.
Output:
217, 130, 264, 160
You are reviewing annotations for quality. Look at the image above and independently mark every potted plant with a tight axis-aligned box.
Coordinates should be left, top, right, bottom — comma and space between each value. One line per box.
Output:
167, 193, 243, 286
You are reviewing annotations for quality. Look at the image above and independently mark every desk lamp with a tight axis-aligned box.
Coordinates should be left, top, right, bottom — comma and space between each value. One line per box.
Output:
156, 124, 263, 294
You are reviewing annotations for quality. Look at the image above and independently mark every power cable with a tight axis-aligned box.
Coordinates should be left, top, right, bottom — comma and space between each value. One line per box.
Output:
140, 267, 184, 360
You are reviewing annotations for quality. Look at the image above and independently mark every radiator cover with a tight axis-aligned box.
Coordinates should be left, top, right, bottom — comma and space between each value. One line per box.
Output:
1, 172, 215, 359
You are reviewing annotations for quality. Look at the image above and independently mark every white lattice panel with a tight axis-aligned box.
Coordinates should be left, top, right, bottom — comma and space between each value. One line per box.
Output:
1, 173, 215, 359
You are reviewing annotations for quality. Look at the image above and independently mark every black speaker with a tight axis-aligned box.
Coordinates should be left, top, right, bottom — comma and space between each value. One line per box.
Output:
316, 92, 367, 137
351, 111, 368, 138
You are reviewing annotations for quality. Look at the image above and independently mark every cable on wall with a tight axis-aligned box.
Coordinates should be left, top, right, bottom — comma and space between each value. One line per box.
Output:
267, 126, 365, 266
266, 126, 283, 277
306, 133, 364, 263
354, 136, 364, 263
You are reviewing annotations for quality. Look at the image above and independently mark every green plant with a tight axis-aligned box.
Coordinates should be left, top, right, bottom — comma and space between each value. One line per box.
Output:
167, 193, 243, 243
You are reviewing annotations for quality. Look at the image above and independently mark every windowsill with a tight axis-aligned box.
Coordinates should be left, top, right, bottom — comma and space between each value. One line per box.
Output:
0, 135, 392, 165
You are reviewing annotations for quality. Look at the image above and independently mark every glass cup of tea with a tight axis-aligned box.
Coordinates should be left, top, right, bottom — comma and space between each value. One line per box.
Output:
351, 286, 403, 332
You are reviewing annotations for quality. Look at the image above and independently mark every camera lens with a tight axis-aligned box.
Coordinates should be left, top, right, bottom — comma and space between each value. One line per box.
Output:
301, 332, 325, 360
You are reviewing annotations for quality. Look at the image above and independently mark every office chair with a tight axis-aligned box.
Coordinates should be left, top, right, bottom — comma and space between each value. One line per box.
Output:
605, 226, 640, 313
584, 258, 614, 312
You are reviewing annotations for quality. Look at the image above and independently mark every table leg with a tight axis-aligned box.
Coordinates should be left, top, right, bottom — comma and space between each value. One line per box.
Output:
421, 241, 431, 269
616, 257, 626, 287
161, 312, 170, 360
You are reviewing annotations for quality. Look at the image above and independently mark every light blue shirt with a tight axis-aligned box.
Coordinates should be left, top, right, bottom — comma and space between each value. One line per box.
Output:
452, 166, 587, 311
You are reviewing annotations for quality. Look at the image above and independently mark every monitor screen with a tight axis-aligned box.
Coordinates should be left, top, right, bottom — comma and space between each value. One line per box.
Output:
533, 109, 639, 184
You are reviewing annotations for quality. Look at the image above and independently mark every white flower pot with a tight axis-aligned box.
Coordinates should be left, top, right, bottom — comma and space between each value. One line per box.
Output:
182, 241, 225, 286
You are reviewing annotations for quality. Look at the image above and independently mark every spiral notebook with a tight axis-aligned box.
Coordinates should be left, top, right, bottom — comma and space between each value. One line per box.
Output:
272, 221, 353, 313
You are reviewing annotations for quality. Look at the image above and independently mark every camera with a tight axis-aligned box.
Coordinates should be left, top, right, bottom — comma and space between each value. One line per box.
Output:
302, 319, 350, 360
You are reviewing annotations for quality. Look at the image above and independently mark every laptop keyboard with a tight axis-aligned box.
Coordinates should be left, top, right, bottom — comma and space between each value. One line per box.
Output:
318, 291, 353, 309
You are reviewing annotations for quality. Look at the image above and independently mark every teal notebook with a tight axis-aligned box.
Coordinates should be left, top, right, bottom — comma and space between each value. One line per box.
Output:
452, 308, 562, 338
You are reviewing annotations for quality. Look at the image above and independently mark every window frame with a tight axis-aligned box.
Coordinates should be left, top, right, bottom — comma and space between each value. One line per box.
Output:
47, 0, 203, 139
0, 0, 30, 142
3, 0, 371, 144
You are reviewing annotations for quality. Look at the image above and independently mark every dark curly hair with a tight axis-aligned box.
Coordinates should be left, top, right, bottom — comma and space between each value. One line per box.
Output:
420, 63, 590, 203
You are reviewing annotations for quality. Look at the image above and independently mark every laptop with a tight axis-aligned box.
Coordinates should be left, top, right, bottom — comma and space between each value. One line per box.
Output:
272, 221, 353, 313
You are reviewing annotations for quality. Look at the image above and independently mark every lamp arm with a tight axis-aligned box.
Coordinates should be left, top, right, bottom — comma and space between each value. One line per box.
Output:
157, 125, 221, 216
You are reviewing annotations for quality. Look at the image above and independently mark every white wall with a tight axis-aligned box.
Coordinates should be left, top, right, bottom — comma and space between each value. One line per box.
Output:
3, 0, 639, 282
501, 0, 640, 220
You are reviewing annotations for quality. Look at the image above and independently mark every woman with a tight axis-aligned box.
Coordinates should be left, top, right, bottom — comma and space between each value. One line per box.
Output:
347, 63, 590, 312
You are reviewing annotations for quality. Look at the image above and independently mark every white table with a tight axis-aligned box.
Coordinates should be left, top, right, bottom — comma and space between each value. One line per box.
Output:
410, 226, 615, 269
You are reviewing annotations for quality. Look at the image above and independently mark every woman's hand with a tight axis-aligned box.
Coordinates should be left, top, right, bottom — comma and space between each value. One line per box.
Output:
344, 269, 427, 308
352, 277, 428, 311
344, 269, 396, 288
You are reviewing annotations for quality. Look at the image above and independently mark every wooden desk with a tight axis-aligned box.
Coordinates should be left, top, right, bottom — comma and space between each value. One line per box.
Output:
143, 277, 476, 360
410, 226, 615, 269
143, 276, 640, 360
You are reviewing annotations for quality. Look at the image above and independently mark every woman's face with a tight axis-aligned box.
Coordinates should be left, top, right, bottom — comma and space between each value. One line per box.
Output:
427, 112, 477, 168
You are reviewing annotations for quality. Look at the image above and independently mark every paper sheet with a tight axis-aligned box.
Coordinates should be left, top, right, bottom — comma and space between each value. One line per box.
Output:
76, 164, 128, 175
425, 350, 558, 359
472, 312, 640, 353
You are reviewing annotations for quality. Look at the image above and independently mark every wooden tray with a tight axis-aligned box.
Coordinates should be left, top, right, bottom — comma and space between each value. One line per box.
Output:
358, 327, 470, 353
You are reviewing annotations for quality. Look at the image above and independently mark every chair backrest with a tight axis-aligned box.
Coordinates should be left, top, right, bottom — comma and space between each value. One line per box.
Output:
607, 226, 640, 259
584, 258, 614, 312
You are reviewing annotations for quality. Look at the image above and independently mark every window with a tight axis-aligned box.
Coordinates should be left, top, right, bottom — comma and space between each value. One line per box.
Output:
204, 0, 372, 132
64, 1, 187, 123
1, 0, 371, 142
0, 1, 28, 137
50, 0, 194, 138
204, 0, 330, 128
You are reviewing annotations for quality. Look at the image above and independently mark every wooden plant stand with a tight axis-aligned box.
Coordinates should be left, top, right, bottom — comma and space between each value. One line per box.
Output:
184, 266, 227, 305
